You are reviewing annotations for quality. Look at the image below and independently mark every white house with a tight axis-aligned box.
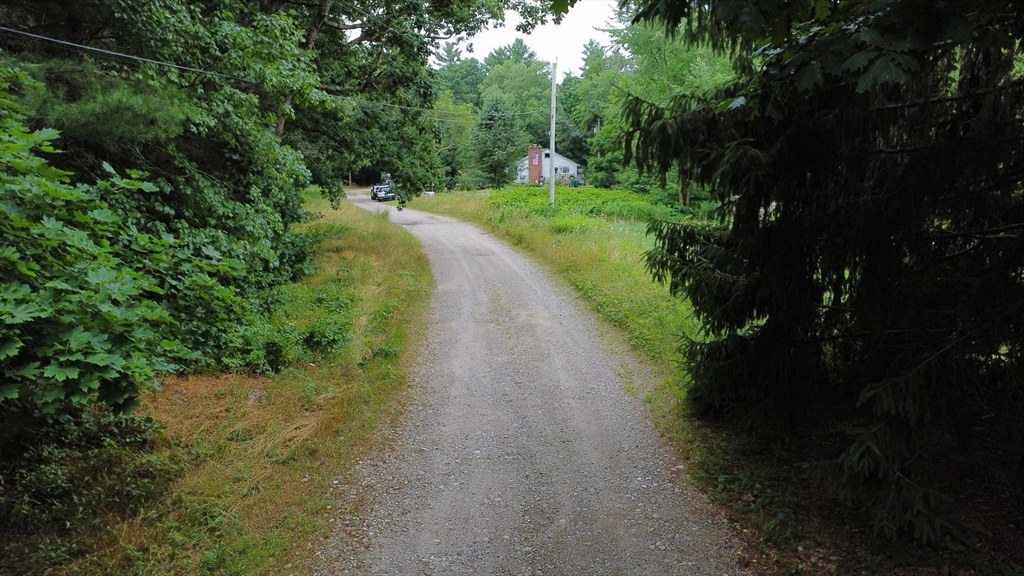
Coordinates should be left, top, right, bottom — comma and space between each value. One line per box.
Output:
515, 146, 580, 184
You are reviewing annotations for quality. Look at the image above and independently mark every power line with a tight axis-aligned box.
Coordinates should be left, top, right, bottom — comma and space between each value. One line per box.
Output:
0, 26, 553, 123
340, 95, 546, 117
0, 26, 248, 83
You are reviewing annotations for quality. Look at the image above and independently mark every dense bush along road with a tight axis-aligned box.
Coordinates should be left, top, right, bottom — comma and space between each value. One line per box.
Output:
310, 191, 746, 575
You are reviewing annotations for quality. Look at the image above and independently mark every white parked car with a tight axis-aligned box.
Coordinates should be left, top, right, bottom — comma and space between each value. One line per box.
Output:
371, 173, 396, 201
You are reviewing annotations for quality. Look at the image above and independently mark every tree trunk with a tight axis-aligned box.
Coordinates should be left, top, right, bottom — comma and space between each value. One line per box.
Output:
276, 0, 336, 137
680, 181, 691, 207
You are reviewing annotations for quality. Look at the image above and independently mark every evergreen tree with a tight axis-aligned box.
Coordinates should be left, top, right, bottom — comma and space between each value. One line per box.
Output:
483, 38, 538, 70
436, 43, 487, 108
553, 74, 590, 164
480, 59, 551, 147
472, 96, 526, 189
608, 0, 1024, 540
433, 92, 474, 190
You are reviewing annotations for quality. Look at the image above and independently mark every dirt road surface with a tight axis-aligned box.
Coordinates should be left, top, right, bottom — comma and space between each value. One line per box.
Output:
311, 191, 747, 575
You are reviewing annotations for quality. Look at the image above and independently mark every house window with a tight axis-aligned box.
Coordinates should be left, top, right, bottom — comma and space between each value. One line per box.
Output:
544, 152, 551, 158
561, 166, 569, 173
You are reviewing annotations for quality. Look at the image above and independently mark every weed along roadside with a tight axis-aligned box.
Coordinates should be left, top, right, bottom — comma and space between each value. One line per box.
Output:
1, 191, 432, 575
409, 186, 1024, 576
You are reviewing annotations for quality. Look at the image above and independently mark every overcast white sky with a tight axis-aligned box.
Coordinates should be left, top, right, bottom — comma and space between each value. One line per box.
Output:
457, 0, 620, 79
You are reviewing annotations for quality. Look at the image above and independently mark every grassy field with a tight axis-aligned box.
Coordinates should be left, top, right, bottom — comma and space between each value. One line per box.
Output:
19, 192, 433, 575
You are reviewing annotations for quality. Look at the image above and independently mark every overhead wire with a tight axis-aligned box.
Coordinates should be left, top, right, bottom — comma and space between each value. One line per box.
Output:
0, 26, 249, 83
342, 95, 547, 118
0, 26, 555, 123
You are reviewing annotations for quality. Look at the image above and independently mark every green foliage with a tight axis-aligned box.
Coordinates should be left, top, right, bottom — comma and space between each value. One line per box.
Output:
455, 167, 491, 191
282, 0, 560, 197
564, 41, 621, 132
557, 39, 633, 173
483, 39, 539, 69
283, 281, 356, 361
586, 119, 627, 188
483, 184, 692, 229
0, 406, 172, 529
611, 21, 733, 105
485, 185, 679, 222
26, 68, 190, 147
625, 0, 1024, 542
1, 0, 328, 375
548, 215, 596, 234
436, 43, 487, 108
0, 404, 178, 574
245, 222, 359, 367
1, 193, 431, 574
471, 97, 527, 189
0, 71, 180, 413
587, 18, 733, 194
293, 100, 432, 195
0, 0, 563, 568
433, 93, 475, 190
480, 59, 552, 146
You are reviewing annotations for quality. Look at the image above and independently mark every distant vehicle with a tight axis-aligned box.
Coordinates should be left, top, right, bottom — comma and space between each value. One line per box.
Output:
371, 173, 396, 201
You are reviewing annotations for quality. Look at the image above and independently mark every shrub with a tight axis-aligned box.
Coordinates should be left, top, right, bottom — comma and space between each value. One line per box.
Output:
0, 69, 180, 413
0, 403, 179, 572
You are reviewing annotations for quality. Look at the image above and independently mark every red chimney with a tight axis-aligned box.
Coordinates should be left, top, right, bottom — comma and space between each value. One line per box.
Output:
527, 145, 543, 184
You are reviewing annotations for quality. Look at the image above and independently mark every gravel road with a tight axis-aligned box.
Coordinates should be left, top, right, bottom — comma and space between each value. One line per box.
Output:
310, 191, 747, 575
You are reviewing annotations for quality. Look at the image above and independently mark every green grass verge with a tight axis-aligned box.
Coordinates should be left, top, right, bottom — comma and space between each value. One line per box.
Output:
419, 187, 696, 362
19, 191, 433, 575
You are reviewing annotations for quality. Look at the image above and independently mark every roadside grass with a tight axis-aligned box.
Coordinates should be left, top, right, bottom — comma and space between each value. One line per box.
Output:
38, 191, 431, 575
410, 187, 1024, 576
414, 187, 705, 485
421, 187, 695, 363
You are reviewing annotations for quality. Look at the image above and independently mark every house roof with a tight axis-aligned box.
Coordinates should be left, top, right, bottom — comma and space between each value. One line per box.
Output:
519, 149, 579, 166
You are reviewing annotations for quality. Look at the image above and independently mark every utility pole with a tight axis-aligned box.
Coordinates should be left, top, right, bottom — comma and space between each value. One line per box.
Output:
549, 59, 557, 206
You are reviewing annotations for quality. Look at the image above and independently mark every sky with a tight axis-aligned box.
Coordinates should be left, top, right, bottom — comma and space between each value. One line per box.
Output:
457, 0, 621, 79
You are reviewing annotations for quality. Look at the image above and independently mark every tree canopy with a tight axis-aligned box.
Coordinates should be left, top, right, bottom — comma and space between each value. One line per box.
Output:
430, 20, 732, 195
483, 38, 540, 69
480, 58, 552, 145
0, 0, 559, 413
436, 43, 488, 108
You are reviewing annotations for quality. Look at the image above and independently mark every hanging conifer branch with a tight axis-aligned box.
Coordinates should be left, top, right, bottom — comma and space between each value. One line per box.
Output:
621, 0, 1024, 541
